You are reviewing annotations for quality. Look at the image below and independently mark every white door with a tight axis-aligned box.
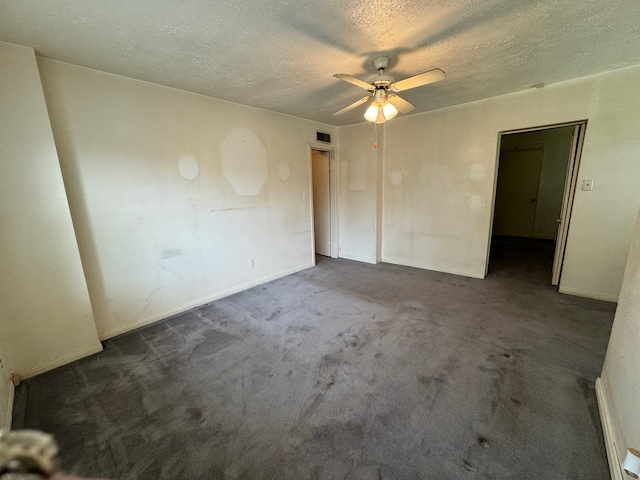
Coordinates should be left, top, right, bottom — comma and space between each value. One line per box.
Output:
312, 150, 331, 256
552, 124, 585, 285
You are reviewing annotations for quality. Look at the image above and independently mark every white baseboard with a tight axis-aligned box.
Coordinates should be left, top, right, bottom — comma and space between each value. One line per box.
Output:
2, 381, 14, 430
99, 262, 315, 340
381, 256, 485, 279
558, 286, 619, 303
338, 252, 377, 264
16, 343, 103, 381
596, 377, 624, 480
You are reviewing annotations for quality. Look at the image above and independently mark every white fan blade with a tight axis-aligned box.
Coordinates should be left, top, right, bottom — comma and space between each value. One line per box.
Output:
387, 94, 415, 114
334, 73, 375, 91
390, 68, 445, 92
334, 96, 371, 115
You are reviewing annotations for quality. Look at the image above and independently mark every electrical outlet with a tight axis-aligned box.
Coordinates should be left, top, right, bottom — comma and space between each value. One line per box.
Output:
303, 191, 308, 200
249, 258, 255, 268
582, 179, 594, 191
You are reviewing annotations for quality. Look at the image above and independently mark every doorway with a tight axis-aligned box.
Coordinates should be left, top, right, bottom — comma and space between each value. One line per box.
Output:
489, 122, 586, 285
311, 149, 332, 257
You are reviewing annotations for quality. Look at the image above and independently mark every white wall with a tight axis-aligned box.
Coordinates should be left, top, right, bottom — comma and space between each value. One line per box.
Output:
379, 64, 640, 299
0, 41, 102, 394
38, 58, 337, 339
0, 341, 12, 430
598, 208, 640, 478
337, 123, 381, 264
499, 126, 574, 240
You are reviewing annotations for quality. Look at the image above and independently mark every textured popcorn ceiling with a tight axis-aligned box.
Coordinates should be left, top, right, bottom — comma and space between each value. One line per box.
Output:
1, 0, 639, 126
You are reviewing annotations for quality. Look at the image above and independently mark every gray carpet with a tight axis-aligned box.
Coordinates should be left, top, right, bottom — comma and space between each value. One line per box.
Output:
12, 239, 616, 479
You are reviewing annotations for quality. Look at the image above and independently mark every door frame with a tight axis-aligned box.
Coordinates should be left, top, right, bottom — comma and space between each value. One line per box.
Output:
485, 120, 588, 285
308, 144, 339, 262
551, 123, 586, 285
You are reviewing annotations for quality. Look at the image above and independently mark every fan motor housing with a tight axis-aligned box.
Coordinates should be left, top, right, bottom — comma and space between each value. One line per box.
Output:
371, 75, 394, 88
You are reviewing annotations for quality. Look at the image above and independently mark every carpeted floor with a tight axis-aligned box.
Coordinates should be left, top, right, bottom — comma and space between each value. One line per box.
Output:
13, 239, 616, 479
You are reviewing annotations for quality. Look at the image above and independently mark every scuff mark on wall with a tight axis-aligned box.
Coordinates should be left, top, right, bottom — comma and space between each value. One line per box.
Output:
161, 249, 183, 259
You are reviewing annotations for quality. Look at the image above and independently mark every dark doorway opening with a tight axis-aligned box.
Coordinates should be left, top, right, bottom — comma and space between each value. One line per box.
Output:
489, 123, 586, 285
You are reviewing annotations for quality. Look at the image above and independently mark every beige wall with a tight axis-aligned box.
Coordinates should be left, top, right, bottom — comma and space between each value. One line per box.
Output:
38, 58, 336, 339
499, 126, 574, 240
377, 64, 640, 299
337, 123, 381, 264
0, 41, 102, 398
0, 341, 11, 430
599, 208, 640, 477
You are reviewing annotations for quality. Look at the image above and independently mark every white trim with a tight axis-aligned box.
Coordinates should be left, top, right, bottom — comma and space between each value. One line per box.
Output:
552, 123, 587, 286
596, 377, 624, 480
382, 256, 485, 279
330, 147, 340, 259
558, 285, 618, 303
309, 144, 340, 259
339, 252, 377, 264
307, 148, 317, 264
309, 142, 336, 151
2, 381, 14, 430
484, 133, 504, 277
16, 343, 103, 381
501, 120, 588, 136
99, 262, 314, 340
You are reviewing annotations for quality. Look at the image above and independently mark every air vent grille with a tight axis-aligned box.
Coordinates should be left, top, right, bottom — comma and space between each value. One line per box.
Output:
316, 132, 331, 143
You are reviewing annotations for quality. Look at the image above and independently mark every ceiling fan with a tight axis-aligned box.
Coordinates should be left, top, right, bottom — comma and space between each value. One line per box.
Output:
334, 57, 445, 123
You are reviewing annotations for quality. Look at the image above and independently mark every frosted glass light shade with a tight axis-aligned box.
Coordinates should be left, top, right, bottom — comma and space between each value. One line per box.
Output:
382, 102, 398, 120
364, 104, 380, 122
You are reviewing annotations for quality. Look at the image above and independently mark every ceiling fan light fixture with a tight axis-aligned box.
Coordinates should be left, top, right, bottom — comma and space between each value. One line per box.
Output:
364, 103, 381, 122
382, 102, 398, 120
334, 59, 444, 122
365, 101, 398, 123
